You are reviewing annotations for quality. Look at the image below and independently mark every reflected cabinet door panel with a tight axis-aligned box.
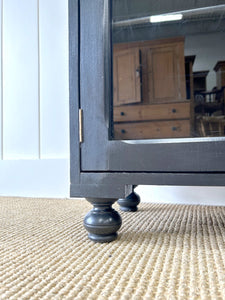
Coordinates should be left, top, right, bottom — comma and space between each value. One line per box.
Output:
146, 39, 186, 104
113, 47, 142, 106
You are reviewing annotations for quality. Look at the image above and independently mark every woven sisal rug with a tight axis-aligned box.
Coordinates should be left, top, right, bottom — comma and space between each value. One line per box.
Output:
0, 197, 225, 299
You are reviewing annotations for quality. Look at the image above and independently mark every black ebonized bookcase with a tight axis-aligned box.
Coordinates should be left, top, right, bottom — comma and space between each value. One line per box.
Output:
69, 0, 225, 242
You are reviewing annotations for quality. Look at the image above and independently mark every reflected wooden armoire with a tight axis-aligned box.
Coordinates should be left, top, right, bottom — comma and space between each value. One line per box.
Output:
113, 37, 191, 139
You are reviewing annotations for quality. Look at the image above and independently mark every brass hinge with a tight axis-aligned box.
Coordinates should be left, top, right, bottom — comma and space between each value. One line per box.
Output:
79, 108, 83, 143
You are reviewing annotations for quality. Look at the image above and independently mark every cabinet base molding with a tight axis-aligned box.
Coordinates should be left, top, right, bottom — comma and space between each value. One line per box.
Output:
84, 198, 122, 243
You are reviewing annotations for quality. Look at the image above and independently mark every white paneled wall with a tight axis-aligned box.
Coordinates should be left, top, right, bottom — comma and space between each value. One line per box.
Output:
0, 0, 69, 197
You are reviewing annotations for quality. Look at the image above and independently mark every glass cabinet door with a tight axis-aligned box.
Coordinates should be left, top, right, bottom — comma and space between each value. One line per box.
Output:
79, 0, 225, 172
112, 0, 225, 140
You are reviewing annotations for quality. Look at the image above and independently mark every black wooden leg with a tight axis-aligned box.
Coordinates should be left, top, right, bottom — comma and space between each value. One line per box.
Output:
118, 191, 140, 212
84, 198, 122, 243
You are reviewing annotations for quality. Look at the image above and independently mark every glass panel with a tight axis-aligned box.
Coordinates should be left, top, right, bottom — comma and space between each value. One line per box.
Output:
112, 0, 225, 140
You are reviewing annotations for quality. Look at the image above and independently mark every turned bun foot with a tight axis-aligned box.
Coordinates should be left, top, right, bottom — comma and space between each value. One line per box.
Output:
84, 198, 122, 243
118, 192, 140, 212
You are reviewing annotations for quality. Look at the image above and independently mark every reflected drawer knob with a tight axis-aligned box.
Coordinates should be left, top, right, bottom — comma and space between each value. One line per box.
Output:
172, 127, 177, 131
172, 108, 177, 113
121, 129, 126, 134
120, 112, 125, 116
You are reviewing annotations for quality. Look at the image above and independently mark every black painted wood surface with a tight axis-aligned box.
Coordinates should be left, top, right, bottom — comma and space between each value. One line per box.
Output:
69, 0, 225, 198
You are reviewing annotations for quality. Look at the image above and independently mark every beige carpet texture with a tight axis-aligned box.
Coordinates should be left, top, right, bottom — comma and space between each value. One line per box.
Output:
0, 197, 225, 300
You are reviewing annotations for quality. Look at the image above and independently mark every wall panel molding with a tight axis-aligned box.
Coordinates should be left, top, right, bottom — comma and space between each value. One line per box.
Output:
3, 0, 39, 159
39, 0, 69, 159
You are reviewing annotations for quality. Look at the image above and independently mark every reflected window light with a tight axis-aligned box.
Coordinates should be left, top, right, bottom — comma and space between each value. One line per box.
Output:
113, 4, 225, 28
150, 14, 183, 23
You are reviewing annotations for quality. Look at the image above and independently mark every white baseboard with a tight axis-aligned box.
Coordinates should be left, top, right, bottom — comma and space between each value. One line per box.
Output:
135, 185, 225, 206
0, 159, 69, 198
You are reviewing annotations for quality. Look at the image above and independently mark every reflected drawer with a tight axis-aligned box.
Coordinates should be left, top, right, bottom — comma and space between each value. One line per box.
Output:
114, 119, 190, 140
114, 102, 190, 122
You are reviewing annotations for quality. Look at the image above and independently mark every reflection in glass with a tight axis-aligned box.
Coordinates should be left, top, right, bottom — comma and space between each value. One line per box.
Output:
112, 1, 225, 140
